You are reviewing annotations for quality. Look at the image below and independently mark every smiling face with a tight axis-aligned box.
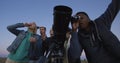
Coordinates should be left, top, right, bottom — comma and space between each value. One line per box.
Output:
76, 13, 90, 30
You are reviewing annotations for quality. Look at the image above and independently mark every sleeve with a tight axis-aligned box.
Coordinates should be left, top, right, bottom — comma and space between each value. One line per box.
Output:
7, 23, 25, 36
68, 32, 83, 58
95, 0, 120, 30
101, 30, 120, 58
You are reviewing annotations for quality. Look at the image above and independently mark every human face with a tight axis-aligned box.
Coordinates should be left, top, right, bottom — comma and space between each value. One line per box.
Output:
40, 27, 46, 35
28, 22, 37, 31
50, 29, 54, 37
77, 13, 90, 30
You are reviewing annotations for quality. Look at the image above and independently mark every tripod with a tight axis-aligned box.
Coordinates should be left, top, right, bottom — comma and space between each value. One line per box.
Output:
37, 39, 65, 63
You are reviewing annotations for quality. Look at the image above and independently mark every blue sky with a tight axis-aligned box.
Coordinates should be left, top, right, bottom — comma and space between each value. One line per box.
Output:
0, 0, 120, 59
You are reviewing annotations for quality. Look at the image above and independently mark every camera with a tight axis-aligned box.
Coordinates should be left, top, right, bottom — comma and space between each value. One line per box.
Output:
71, 15, 81, 24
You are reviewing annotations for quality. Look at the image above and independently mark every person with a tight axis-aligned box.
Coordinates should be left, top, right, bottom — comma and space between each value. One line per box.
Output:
28, 24, 43, 63
49, 28, 54, 37
39, 26, 52, 63
74, 0, 120, 63
63, 28, 71, 63
6, 22, 43, 63
39, 26, 48, 55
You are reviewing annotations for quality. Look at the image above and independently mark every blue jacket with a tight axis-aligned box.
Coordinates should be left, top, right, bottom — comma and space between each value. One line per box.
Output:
7, 23, 28, 53
29, 35, 43, 60
78, 0, 120, 63
7, 23, 43, 60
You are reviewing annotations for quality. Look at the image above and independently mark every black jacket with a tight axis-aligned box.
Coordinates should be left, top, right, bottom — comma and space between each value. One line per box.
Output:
78, 0, 120, 63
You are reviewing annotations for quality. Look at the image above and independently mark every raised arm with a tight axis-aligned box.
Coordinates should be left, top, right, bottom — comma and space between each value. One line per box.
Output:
95, 0, 120, 30
7, 23, 25, 36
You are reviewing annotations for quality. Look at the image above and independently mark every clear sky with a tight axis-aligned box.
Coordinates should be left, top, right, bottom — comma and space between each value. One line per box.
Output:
0, 0, 120, 59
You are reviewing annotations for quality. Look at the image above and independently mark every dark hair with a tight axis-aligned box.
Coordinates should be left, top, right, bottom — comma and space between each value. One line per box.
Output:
76, 12, 90, 19
40, 26, 46, 31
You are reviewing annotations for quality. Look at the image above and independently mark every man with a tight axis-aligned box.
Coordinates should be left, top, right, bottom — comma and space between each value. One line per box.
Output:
29, 24, 43, 63
6, 22, 43, 63
75, 0, 120, 63
39, 26, 48, 55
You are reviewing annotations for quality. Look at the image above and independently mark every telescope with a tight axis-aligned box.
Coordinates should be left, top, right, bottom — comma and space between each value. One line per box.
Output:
52, 5, 72, 45
37, 5, 78, 63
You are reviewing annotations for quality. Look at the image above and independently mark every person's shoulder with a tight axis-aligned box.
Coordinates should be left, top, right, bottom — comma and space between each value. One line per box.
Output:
33, 34, 41, 38
34, 34, 40, 36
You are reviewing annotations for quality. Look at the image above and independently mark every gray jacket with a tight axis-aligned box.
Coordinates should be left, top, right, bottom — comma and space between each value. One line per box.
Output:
78, 0, 120, 63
